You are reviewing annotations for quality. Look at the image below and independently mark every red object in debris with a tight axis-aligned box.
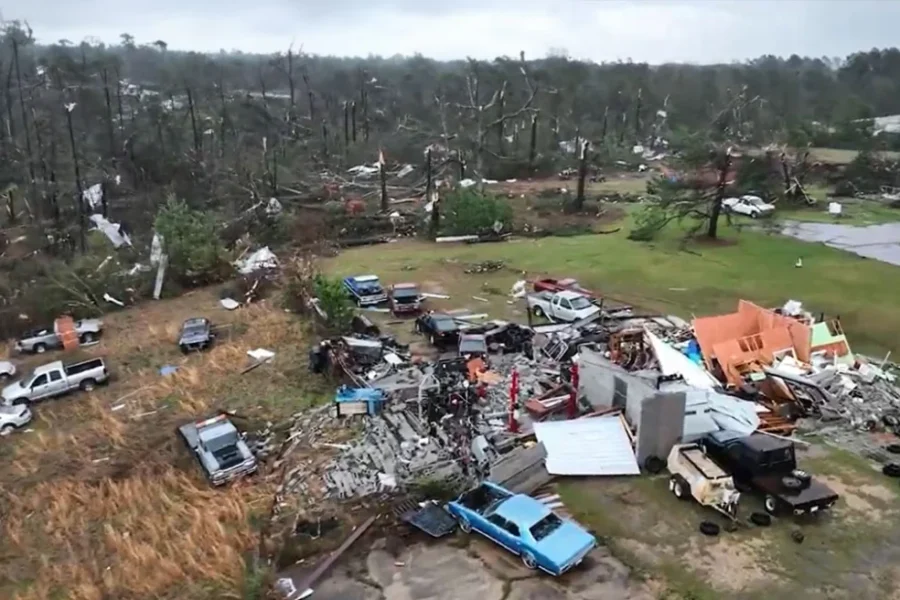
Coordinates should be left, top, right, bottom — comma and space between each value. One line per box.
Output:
508, 369, 520, 433
532, 277, 600, 301
568, 363, 579, 419
346, 199, 365, 215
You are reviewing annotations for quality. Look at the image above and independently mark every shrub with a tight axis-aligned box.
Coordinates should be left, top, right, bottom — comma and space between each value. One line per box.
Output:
313, 275, 354, 332
154, 196, 230, 285
439, 189, 513, 236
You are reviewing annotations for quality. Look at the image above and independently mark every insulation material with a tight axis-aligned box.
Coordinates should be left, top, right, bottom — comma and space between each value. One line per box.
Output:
235, 247, 278, 274
645, 329, 718, 390
533, 416, 640, 476
83, 183, 103, 210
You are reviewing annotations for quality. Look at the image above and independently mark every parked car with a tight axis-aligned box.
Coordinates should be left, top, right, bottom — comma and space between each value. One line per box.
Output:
343, 274, 388, 306
415, 312, 461, 347
178, 414, 258, 486
447, 482, 597, 575
14, 318, 103, 354
0, 360, 16, 381
389, 282, 422, 315
1, 358, 109, 405
458, 333, 488, 358
702, 430, 838, 516
0, 403, 32, 435
667, 443, 740, 519
179, 317, 215, 353
526, 291, 600, 323
723, 195, 775, 218
532, 277, 597, 300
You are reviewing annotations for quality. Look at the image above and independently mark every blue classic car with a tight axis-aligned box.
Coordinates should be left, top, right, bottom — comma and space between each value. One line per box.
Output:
343, 274, 388, 306
446, 482, 596, 575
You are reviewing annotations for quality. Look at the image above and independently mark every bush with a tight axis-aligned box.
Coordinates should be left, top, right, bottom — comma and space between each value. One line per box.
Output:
154, 196, 230, 285
313, 275, 354, 332
439, 189, 513, 236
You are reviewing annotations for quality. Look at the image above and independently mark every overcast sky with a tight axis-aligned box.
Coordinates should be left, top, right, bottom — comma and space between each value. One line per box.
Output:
3, 0, 898, 63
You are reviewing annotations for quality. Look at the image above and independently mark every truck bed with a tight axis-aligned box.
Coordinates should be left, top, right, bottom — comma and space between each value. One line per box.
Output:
681, 447, 728, 479
755, 475, 838, 508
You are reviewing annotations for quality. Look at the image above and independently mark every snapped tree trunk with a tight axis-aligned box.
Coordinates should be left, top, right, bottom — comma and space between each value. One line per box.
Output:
426, 148, 438, 236
5, 189, 15, 225
379, 157, 388, 213
115, 67, 125, 130
496, 90, 506, 155
633, 88, 642, 142
351, 101, 357, 142
186, 87, 201, 155
601, 106, 609, 142
65, 105, 86, 253
4, 61, 16, 142
575, 140, 590, 210
287, 48, 296, 118
528, 111, 539, 173
321, 122, 329, 160
12, 38, 37, 219
101, 69, 117, 165
343, 101, 350, 147
618, 112, 627, 145
707, 152, 733, 239
302, 73, 315, 120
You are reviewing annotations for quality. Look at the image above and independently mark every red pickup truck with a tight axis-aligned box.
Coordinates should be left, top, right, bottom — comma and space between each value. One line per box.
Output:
532, 277, 598, 299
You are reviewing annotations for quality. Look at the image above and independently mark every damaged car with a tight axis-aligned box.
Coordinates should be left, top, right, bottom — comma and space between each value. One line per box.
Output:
179, 317, 214, 353
447, 481, 596, 575
389, 282, 422, 315
343, 274, 388, 306
415, 312, 461, 348
178, 414, 258, 486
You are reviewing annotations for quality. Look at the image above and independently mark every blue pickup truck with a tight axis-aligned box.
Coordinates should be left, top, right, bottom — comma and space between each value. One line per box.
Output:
343, 274, 388, 306
447, 482, 596, 576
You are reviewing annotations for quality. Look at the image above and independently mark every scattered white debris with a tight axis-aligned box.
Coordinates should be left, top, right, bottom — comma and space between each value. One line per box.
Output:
150, 232, 164, 265
103, 292, 125, 307
266, 197, 283, 217
828, 201, 842, 216
348, 164, 379, 177
235, 247, 278, 274
782, 300, 804, 316
247, 348, 276, 362
472, 296, 489, 303
89, 214, 132, 247
420, 292, 450, 300
220, 298, 241, 310
632, 144, 644, 155
396, 164, 415, 178
510, 280, 527, 298
83, 183, 103, 210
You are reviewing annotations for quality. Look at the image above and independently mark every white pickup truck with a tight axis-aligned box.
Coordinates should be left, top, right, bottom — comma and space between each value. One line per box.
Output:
1, 358, 109, 405
526, 290, 600, 323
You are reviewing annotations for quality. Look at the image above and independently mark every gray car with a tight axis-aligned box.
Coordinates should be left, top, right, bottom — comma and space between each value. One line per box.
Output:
15, 319, 103, 354
178, 414, 258, 486
178, 318, 214, 353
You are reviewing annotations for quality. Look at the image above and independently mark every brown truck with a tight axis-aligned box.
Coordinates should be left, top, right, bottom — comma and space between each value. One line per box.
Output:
389, 283, 422, 315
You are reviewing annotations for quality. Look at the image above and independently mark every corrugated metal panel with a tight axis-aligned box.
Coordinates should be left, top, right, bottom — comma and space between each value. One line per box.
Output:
533, 417, 640, 476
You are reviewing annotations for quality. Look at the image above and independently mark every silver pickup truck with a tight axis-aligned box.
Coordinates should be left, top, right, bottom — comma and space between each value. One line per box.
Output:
178, 414, 258, 486
15, 319, 103, 354
1, 358, 109, 405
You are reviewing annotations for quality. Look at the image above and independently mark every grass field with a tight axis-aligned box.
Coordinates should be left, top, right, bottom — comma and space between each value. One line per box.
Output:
0, 290, 330, 600
325, 215, 900, 355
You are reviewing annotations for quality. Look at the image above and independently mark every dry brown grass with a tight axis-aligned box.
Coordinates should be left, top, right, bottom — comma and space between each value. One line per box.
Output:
0, 288, 329, 599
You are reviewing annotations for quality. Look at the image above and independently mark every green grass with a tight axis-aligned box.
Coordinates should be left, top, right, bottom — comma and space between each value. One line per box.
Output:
778, 199, 900, 226
325, 215, 900, 355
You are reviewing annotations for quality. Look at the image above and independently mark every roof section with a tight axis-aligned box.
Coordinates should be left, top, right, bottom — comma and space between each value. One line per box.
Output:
533, 416, 640, 476
495, 494, 550, 527
353, 275, 379, 282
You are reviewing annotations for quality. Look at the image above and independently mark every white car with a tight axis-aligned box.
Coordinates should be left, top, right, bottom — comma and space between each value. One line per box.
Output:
0, 361, 15, 381
0, 403, 32, 436
723, 195, 775, 218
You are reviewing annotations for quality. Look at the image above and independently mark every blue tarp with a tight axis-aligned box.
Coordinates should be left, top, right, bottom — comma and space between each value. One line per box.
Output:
335, 386, 385, 416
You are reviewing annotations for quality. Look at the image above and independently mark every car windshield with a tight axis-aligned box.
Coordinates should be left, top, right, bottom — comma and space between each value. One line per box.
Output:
529, 513, 563, 541
393, 287, 419, 299
357, 279, 382, 293
433, 317, 458, 332
569, 297, 592, 310
184, 324, 207, 335
744, 197, 766, 206
205, 430, 239, 453
459, 337, 487, 353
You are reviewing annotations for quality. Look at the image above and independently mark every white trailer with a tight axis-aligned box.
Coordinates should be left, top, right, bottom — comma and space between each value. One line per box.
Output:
667, 443, 740, 519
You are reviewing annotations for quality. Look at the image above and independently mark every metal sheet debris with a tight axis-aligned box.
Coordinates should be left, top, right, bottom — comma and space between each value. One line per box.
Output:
533, 417, 640, 476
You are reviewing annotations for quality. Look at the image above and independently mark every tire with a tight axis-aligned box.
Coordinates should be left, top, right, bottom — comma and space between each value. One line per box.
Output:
644, 456, 666, 474
457, 516, 472, 533
0, 424, 14, 436
12, 398, 28, 406
521, 551, 538, 570
750, 212, 758, 219
0, 373, 10, 382
882, 463, 900, 478
792, 470, 812, 489
671, 477, 688, 500
886, 444, 900, 454
699, 521, 720, 536
750, 512, 772, 527
764, 495, 780, 516
34, 343, 47, 354
791, 530, 805, 544
80, 332, 96, 344
532, 306, 544, 318
80, 379, 97, 392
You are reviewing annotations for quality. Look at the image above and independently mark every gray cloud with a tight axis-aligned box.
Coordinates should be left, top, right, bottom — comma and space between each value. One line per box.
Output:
3, 0, 898, 62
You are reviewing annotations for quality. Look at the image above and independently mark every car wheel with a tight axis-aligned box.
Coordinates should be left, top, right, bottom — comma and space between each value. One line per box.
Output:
0, 373, 10, 382
764, 495, 779, 516
457, 516, 472, 533
750, 211, 758, 219
0, 424, 14, 436
521, 551, 538, 570
34, 344, 47, 354
532, 306, 544, 318
80, 332, 95, 344
80, 379, 96, 392
672, 477, 688, 500
882, 463, 900, 478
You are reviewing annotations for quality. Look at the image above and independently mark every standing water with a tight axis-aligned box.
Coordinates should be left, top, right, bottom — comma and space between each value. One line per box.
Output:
781, 221, 900, 267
